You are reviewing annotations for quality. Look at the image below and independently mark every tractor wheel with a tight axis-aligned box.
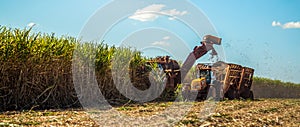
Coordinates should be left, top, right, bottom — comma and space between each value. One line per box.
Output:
198, 92, 208, 100
249, 91, 254, 100
225, 88, 235, 100
234, 90, 240, 99
240, 89, 254, 100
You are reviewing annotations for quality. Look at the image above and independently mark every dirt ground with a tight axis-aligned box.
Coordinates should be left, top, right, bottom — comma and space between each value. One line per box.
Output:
0, 99, 299, 127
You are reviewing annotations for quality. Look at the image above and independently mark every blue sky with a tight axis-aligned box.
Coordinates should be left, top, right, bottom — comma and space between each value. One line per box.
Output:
1, 0, 300, 83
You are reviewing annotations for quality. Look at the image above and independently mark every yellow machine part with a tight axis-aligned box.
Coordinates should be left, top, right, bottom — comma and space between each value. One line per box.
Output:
190, 78, 207, 91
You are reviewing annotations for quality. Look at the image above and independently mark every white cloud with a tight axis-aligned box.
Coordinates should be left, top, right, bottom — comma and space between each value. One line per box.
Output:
138, 4, 165, 12
27, 22, 36, 28
282, 22, 300, 29
152, 41, 170, 46
162, 9, 187, 16
272, 21, 300, 29
129, 4, 165, 22
168, 17, 175, 20
163, 36, 170, 40
151, 36, 171, 46
272, 21, 281, 27
129, 4, 188, 22
129, 13, 159, 22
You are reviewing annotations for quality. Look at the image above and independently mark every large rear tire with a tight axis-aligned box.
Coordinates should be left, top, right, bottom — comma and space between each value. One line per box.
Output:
249, 91, 254, 100
225, 88, 235, 100
240, 89, 254, 100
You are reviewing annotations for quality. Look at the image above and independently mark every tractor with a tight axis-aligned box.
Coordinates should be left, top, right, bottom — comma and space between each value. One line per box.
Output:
183, 61, 255, 100
131, 35, 255, 101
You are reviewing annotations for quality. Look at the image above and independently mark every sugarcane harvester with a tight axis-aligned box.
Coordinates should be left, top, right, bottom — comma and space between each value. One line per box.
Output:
147, 35, 221, 91
133, 35, 254, 100
133, 35, 221, 98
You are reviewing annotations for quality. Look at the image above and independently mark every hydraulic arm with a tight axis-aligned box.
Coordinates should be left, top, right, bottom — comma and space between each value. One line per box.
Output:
180, 35, 221, 81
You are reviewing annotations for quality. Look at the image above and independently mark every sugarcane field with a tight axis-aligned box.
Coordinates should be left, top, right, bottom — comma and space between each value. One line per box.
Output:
1, 1, 300, 127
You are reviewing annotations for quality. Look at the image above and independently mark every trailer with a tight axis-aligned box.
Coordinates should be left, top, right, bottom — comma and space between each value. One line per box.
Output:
183, 61, 255, 100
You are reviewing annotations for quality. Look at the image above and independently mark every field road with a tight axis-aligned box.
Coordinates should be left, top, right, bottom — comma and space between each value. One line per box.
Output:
0, 99, 299, 126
